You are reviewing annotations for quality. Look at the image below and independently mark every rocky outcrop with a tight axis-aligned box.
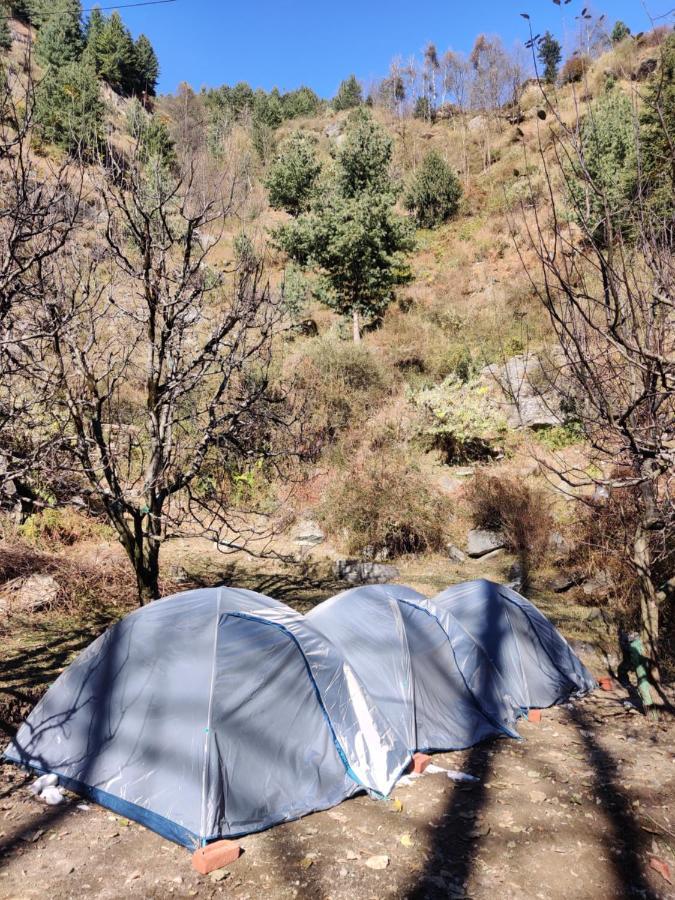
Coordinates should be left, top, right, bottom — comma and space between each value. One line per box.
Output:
466, 529, 506, 558
334, 560, 401, 585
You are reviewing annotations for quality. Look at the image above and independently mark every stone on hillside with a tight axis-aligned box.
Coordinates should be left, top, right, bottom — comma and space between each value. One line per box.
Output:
636, 57, 657, 81
466, 529, 505, 558
548, 573, 578, 593
446, 544, 466, 563
0, 574, 60, 614
293, 520, 325, 548
334, 559, 400, 585
582, 570, 613, 596
483, 355, 561, 429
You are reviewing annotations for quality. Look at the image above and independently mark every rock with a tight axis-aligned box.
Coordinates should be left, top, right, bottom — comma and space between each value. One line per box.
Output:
365, 855, 389, 870
447, 544, 466, 563
548, 531, 568, 553
0, 574, 60, 614
593, 484, 610, 502
582, 570, 613, 596
439, 476, 464, 494
635, 57, 657, 81
466, 529, 505, 558
293, 520, 325, 548
167, 565, 190, 585
548, 573, 579, 593
334, 560, 401, 585
508, 561, 523, 581
294, 318, 319, 338
452, 466, 475, 478
468, 115, 486, 132
483, 355, 561, 429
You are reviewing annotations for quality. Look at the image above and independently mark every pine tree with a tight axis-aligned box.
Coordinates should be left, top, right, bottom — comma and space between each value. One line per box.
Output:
273, 111, 414, 341
35, 59, 104, 154
83, 5, 106, 71
265, 132, 321, 217
611, 21, 631, 44
538, 31, 562, 84
404, 151, 462, 228
133, 34, 159, 96
95, 11, 134, 94
0, 3, 12, 51
333, 74, 362, 111
35, 0, 83, 69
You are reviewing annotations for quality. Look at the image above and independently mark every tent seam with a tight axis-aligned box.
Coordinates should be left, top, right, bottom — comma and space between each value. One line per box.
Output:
199, 587, 222, 845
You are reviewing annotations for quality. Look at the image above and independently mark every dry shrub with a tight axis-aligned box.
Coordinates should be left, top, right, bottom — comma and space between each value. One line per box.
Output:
0, 537, 136, 615
561, 55, 591, 84
569, 486, 675, 670
466, 470, 553, 590
293, 338, 393, 446
321, 450, 450, 558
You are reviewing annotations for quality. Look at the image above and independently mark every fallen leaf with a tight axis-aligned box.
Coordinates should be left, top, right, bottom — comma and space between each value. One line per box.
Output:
345, 850, 358, 860
400, 833, 414, 847
300, 857, 314, 870
365, 855, 389, 870
649, 857, 672, 885
391, 798, 404, 812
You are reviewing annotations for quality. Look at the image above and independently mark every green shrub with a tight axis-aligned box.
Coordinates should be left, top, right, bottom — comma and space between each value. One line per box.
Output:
404, 151, 462, 228
19, 508, 113, 549
413, 374, 507, 462
321, 450, 450, 556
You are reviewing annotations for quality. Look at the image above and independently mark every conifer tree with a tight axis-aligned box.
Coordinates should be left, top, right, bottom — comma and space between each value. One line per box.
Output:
35, 59, 104, 154
273, 110, 414, 341
35, 0, 83, 69
265, 132, 321, 217
133, 34, 159, 96
333, 74, 362, 111
538, 31, 562, 84
95, 10, 134, 93
0, 3, 11, 51
83, 5, 106, 70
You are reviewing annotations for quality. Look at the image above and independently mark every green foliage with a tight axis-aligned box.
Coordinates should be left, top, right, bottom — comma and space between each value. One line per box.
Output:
404, 151, 462, 228
281, 263, 310, 320
413, 96, 434, 121
126, 100, 176, 168
0, 2, 12, 51
414, 374, 507, 463
280, 85, 321, 118
84, 8, 155, 97
265, 131, 321, 217
35, 60, 104, 154
321, 448, 450, 557
639, 34, 675, 232
534, 423, 584, 450
35, 0, 83, 69
538, 31, 562, 84
334, 107, 393, 197
333, 74, 362, 111
274, 113, 414, 335
19, 508, 113, 548
571, 89, 637, 243
133, 34, 159, 96
611, 21, 631, 44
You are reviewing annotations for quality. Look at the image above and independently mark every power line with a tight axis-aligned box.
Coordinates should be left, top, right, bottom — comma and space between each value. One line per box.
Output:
0, 0, 177, 18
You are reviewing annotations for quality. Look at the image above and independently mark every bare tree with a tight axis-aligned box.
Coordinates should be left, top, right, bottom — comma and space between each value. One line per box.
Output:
441, 50, 471, 183
28, 150, 300, 603
469, 35, 513, 168
513, 41, 674, 694
0, 58, 83, 512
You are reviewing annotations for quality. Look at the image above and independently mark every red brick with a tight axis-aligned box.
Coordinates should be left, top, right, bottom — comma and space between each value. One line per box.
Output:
192, 840, 241, 875
527, 709, 542, 724
409, 752, 432, 774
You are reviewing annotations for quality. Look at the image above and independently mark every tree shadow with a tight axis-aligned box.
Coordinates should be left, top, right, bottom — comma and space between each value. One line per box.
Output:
403, 740, 497, 899
568, 704, 659, 900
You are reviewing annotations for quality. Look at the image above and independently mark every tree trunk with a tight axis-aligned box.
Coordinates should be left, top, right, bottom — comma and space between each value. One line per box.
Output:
352, 309, 361, 343
128, 538, 160, 606
632, 521, 662, 696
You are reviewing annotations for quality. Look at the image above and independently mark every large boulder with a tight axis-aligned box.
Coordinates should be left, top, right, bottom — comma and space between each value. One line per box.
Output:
0, 574, 60, 614
333, 559, 401, 585
481, 355, 561, 430
293, 520, 325, 548
466, 529, 506, 558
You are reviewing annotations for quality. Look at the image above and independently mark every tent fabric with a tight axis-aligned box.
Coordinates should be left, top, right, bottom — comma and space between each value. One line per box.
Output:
4, 587, 411, 848
432, 579, 596, 709
307, 584, 523, 754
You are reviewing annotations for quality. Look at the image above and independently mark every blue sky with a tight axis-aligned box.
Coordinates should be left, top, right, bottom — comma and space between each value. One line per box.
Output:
114, 0, 665, 97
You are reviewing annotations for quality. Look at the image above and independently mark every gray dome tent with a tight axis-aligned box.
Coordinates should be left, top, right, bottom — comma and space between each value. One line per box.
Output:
307, 584, 523, 753
4, 587, 411, 848
432, 580, 596, 709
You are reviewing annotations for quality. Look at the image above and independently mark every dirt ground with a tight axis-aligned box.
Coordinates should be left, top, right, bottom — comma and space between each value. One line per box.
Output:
1, 553, 674, 900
